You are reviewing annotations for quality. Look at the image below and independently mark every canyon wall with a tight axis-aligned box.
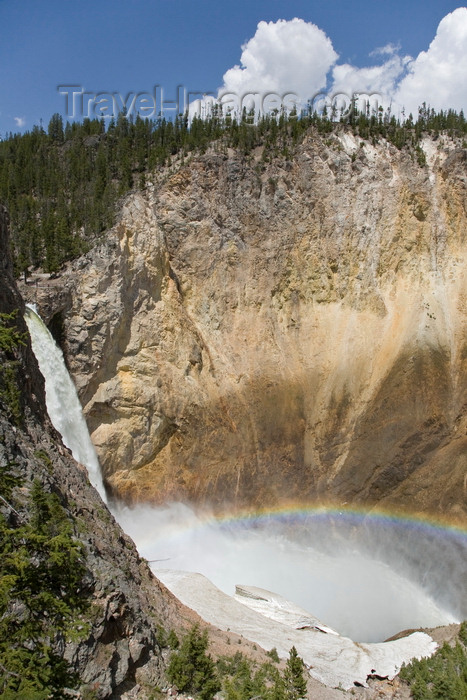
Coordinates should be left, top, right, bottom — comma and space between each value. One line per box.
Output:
0, 204, 194, 698
51, 131, 466, 520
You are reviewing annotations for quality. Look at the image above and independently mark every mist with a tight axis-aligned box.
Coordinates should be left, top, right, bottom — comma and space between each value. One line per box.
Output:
25, 302, 466, 645
113, 502, 466, 643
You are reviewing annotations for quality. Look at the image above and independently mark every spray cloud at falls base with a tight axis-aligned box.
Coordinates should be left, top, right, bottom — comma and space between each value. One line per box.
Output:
116, 501, 465, 643
25, 306, 466, 644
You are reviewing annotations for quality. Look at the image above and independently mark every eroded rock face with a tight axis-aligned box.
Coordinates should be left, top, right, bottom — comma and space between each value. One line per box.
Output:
0, 204, 190, 699
60, 132, 466, 520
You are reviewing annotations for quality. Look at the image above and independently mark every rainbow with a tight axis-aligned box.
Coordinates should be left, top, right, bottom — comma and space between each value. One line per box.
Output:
116, 500, 467, 640
211, 502, 467, 539
121, 500, 467, 554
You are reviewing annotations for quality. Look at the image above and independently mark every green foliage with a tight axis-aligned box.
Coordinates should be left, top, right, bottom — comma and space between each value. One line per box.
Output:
0, 310, 27, 352
221, 652, 257, 700
283, 646, 307, 699
167, 624, 220, 700
0, 361, 22, 423
167, 628, 179, 649
415, 145, 427, 167
34, 449, 54, 473
0, 471, 89, 698
2, 105, 467, 275
399, 626, 467, 700
167, 631, 309, 700
0, 461, 22, 504
266, 646, 280, 663
215, 645, 307, 700
156, 624, 168, 647
0, 310, 27, 423
219, 652, 285, 700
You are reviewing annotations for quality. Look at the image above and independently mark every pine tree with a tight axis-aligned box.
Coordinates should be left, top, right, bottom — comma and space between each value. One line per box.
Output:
283, 646, 307, 699
0, 474, 89, 698
167, 624, 220, 700
47, 113, 64, 142
2, 103, 467, 275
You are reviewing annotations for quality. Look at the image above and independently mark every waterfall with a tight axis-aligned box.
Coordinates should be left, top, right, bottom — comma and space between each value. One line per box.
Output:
24, 305, 107, 503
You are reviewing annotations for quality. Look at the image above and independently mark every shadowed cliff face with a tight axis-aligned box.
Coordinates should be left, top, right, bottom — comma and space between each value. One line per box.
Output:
57, 132, 466, 521
0, 205, 195, 698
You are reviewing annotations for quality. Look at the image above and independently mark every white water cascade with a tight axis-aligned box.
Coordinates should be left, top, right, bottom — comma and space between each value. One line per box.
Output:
24, 305, 107, 503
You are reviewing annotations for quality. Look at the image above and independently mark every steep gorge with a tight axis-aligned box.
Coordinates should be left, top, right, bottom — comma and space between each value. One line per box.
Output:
30, 130, 467, 521
0, 204, 196, 698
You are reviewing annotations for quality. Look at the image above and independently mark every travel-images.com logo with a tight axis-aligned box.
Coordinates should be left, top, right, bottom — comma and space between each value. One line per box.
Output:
58, 84, 384, 121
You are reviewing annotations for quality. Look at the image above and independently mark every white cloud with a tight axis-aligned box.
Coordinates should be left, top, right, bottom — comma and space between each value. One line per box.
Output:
14, 116, 26, 128
333, 8, 467, 117
190, 10, 467, 121
218, 18, 338, 112
370, 43, 401, 58
395, 7, 467, 116
328, 8, 467, 117
331, 54, 410, 114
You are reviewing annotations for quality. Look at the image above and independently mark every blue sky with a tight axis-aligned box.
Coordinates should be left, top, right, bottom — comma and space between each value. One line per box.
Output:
0, 0, 465, 134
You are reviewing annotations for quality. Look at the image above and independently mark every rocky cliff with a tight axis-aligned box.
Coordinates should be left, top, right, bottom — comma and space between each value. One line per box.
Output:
29, 130, 467, 522
0, 204, 195, 698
